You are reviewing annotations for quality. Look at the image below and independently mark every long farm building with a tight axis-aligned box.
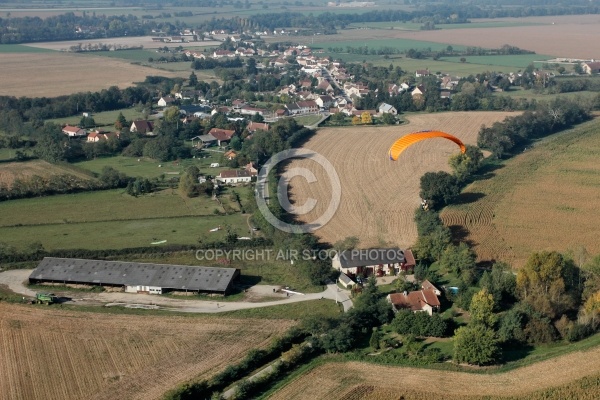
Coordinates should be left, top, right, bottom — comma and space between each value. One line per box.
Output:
29, 257, 240, 295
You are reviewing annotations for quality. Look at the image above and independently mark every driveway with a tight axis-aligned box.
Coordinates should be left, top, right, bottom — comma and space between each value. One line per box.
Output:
0, 269, 353, 313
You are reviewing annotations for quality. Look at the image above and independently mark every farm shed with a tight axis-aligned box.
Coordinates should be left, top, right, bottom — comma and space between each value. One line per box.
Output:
29, 257, 240, 295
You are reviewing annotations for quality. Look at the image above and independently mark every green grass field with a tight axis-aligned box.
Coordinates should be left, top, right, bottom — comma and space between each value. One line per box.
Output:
496, 88, 599, 102
74, 153, 231, 179
314, 38, 467, 54
47, 107, 147, 128
348, 21, 546, 30
439, 54, 552, 69
0, 210, 247, 251
0, 44, 55, 53
293, 114, 323, 126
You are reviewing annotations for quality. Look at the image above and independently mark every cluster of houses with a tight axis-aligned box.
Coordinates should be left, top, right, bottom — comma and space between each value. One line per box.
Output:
333, 248, 442, 316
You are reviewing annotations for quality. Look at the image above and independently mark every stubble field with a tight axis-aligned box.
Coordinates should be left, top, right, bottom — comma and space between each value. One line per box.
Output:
269, 345, 600, 400
303, 15, 600, 60
286, 112, 519, 249
0, 53, 186, 97
0, 303, 293, 400
441, 117, 600, 267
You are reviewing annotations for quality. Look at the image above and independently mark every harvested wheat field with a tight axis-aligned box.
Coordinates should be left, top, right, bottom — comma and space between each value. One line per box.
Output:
441, 117, 600, 267
0, 159, 92, 187
0, 303, 293, 400
286, 112, 518, 249
270, 344, 600, 400
0, 53, 185, 97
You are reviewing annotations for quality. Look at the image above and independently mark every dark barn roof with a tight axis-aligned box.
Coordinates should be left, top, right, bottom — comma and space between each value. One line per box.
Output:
29, 257, 238, 293
337, 248, 405, 269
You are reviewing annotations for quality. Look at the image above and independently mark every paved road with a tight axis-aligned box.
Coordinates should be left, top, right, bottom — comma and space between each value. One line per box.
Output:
0, 269, 353, 313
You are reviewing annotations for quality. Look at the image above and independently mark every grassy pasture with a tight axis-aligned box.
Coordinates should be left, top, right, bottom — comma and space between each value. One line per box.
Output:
74, 153, 230, 179
0, 44, 54, 53
441, 117, 600, 267
47, 107, 147, 128
313, 38, 467, 53
348, 21, 547, 30
0, 188, 233, 227
0, 159, 92, 187
0, 212, 247, 251
495, 88, 599, 102
438, 54, 552, 69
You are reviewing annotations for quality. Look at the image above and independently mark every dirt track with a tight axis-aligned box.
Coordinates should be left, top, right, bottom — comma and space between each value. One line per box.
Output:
286, 112, 518, 248
270, 345, 600, 399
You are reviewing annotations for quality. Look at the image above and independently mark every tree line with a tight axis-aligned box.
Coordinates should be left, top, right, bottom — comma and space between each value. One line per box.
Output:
478, 98, 591, 158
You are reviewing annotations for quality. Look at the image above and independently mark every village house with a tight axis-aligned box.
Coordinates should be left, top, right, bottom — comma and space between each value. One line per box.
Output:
285, 100, 319, 115
208, 128, 235, 146
247, 121, 270, 133
317, 79, 334, 92
216, 170, 252, 184
62, 125, 86, 138
411, 84, 425, 98
213, 50, 235, 58
332, 248, 405, 277
378, 103, 397, 115
316, 95, 335, 109
87, 131, 119, 142
192, 134, 217, 148
386, 280, 441, 316
239, 105, 268, 117
157, 96, 175, 107
582, 61, 600, 74
415, 69, 431, 78
130, 120, 154, 135
245, 162, 258, 176
224, 150, 237, 160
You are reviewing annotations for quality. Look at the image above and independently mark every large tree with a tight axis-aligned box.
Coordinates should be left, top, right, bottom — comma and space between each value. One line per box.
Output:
453, 324, 500, 365
419, 171, 460, 209
517, 251, 579, 319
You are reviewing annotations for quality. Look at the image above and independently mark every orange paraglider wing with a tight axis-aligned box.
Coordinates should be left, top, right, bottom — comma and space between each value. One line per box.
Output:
388, 130, 466, 161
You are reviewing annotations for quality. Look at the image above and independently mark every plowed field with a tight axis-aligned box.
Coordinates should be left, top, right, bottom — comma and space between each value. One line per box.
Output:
0, 303, 293, 400
286, 112, 518, 248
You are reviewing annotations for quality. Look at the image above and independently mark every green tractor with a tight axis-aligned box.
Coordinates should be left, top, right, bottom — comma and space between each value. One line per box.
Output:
35, 293, 58, 305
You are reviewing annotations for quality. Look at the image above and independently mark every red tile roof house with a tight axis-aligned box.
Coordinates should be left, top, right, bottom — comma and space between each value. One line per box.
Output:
87, 131, 119, 142
332, 248, 405, 277
246, 121, 270, 133
387, 280, 441, 316
208, 128, 235, 146
62, 125, 86, 137
224, 150, 237, 160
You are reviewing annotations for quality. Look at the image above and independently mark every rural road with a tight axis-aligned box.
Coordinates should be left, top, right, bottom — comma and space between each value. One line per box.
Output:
0, 269, 353, 313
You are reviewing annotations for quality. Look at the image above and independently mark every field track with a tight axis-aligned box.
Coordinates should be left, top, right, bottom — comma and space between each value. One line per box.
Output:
270, 343, 600, 400
0, 303, 293, 400
287, 112, 518, 249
